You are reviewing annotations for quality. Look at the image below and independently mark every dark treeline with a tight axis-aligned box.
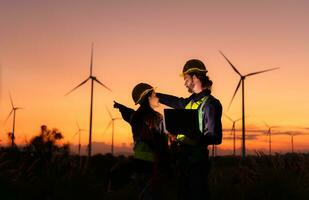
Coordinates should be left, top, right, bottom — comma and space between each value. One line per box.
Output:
0, 126, 309, 199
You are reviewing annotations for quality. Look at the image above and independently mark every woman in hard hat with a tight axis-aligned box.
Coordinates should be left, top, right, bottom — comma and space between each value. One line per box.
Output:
114, 83, 169, 198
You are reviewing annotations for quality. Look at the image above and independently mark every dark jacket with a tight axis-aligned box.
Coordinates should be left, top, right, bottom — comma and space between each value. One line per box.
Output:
116, 103, 168, 157
157, 90, 222, 145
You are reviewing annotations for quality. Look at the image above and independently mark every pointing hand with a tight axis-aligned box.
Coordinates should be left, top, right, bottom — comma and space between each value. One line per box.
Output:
113, 101, 121, 109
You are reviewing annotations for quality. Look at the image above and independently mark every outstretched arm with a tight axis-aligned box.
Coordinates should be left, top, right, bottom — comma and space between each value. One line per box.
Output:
113, 101, 135, 123
156, 93, 190, 109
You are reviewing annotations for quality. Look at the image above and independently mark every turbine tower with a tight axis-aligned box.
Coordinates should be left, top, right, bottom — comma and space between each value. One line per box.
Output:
224, 114, 242, 156
104, 107, 121, 155
66, 44, 112, 158
263, 122, 279, 156
5, 94, 23, 147
285, 132, 308, 153
220, 51, 279, 159
72, 121, 87, 157
286, 132, 299, 153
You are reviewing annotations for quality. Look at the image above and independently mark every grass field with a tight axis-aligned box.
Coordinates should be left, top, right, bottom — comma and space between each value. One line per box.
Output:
1, 147, 309, 200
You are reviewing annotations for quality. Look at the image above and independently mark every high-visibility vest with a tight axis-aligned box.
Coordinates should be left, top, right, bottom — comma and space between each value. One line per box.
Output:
133, 140, 154, 162
176, 96, 208, 144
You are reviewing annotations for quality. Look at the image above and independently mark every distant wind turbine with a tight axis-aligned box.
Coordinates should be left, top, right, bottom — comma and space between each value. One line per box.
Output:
284, 132, 300, 153
284, 132, 309, 153
66, 44, 112, 158
224, 114, 242, 156
5, 94, 23, 147
263, 122, 279, 156
72, 121, 87, 157
219, 51, 279, 159
104, 106, 121, 155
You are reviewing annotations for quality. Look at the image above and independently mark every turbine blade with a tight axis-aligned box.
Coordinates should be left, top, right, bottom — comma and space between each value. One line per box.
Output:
71, 131, 79, 140
76, 121, 80, 130
103, 121, 113, 135
105, 106, 113, 119
90, 43, 94, 76
219, 51, 242, 76
223, 113, 233, 122
245, 67, 279, 77
65, 77, 90, 96
94, 78, 112, 92
227, 79, 242, 110
9, 93, 14, 108
263, 121, 270, 128
235, 117, 242, 122
4, 110, 14, 124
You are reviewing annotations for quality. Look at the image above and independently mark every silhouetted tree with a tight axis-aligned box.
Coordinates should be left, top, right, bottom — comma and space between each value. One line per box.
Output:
25, 125, 69, 158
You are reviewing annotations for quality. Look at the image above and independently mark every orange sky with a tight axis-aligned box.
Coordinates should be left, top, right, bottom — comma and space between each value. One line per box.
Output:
1, 0, 309, 154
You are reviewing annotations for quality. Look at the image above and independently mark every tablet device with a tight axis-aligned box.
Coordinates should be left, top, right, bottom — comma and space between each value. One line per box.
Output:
164, 109, 201, 137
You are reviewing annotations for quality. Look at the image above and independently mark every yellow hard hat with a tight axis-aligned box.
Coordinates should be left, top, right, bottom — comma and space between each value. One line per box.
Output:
180, 59, 207, 76
132, 83, 154, 105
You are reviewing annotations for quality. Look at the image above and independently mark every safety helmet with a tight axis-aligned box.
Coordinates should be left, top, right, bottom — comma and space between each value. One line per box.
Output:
181, 59, 207, 76
132, 83, 154, 105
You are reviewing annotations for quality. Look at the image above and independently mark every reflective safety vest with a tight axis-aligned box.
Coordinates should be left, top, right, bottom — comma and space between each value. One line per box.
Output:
133, 140, 154, 162
176, 96, 208, 144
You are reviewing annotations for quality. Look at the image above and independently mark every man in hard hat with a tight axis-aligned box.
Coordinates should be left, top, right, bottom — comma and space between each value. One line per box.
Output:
114, 83, 169, 199
157, 59, 222, 200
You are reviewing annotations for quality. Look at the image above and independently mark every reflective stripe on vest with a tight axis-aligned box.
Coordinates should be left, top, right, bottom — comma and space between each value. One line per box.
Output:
176, 96, 208, 142
134, 141, 154, 162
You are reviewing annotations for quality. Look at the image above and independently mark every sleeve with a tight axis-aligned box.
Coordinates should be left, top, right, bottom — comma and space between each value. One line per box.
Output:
202, 99, 223, 145
116, 103, 135, 124
156, 93, 191, 109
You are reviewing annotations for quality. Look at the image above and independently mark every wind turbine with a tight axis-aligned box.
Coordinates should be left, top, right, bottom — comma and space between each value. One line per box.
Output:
66, 44, 112, 158
284, 132, 300, 153
5, 94, 23, 147
104, 107, 121, 155
263, 122, 279, 156
219, 51, 279, 159
284, 132, 308, 153
72, 121, 87, 157
224, 114, 242, 156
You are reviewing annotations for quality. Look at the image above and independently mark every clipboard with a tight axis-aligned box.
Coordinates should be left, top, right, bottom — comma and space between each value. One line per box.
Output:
164, 109, 201, 137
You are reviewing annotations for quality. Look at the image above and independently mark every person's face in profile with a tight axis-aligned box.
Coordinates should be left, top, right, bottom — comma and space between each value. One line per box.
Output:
148, 91, 160, 109
184, 74, 195, 93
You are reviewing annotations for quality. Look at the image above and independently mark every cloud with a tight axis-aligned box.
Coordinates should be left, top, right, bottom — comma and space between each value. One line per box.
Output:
223, 133, 260, 141
271, 130, 309, 136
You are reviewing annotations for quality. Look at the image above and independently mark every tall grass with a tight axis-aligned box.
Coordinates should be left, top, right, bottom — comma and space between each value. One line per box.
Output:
209, 153, 309, 200
0, 147, 309, 200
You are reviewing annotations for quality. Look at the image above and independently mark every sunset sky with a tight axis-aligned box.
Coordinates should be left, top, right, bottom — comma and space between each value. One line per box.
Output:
1, 0, 308, 155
